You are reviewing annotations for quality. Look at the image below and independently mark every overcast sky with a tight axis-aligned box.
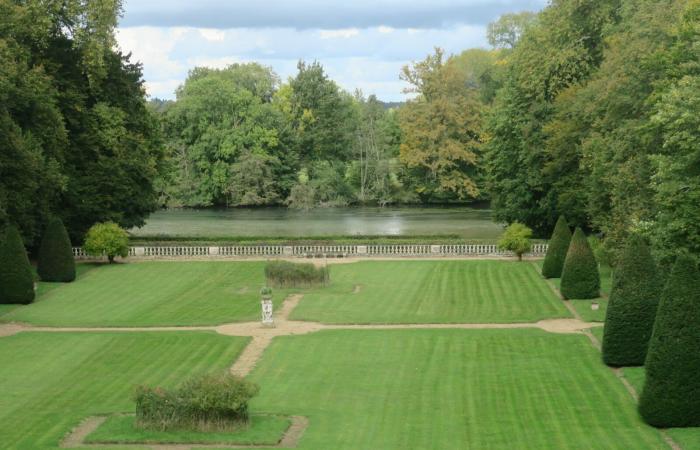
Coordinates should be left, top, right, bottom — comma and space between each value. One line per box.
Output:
116, 0, 548, 101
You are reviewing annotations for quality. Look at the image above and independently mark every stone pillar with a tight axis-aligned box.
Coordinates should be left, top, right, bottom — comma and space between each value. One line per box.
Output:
430, 245, 441, 254
209, 246, 219, 256
357, 245, 368, 255
261, 298, 274, 327
283, 246, 294, 256
134, 247, 145, 257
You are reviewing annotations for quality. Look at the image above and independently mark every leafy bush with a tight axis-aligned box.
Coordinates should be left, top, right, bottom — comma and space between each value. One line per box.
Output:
83, 222, 129, 263
560, 227, 600, 299
587, 235, 612, 268
0, 226, 35, 304
37, 218, 76, 282
601, 234, 662, 366
135, 373, 259, 432
498, 222, 532, 261
541, 215, 571, 278
638, 255, 700, 428
265, 260, 329, 288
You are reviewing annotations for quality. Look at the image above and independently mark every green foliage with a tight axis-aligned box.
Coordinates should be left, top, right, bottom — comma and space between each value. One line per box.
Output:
541, 216, 572, 278
560, 228, 600, 299
601, 234, 662, 366
264, 260, 329, 288
260, 286, 272, 298
83, 222, 129, 263
487, 11, 537, 49
0, 226, 35, 304
587, 236, 613, 268
37, 218, 76, 282
135, 372, 259, 432
498, 222, 532, 261
638, 255, 700, 427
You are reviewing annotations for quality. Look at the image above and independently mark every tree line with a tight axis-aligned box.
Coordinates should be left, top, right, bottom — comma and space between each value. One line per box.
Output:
1, 0, 698, 269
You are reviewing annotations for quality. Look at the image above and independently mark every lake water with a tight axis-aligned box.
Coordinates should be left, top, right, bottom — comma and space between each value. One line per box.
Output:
131, 206, 503, 238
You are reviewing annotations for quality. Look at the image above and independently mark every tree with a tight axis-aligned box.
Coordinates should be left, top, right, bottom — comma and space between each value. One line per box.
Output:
601, 234, 662, 366
399, 48, 482, 201
541, 216, 572, 278
498, 223, 533, 261
83, 222, 129, 263
37, 218, 76, 282
487, 11, 537, 49
0, 226, 35, 304
638, 255, 700, 428
560, 228, 600, 299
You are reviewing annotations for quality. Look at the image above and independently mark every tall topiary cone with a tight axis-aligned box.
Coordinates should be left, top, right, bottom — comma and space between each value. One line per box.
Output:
37, 217, 76, 282
601, 234, 662, 366
560, 227, 600, 299
542, 215, 572, 278
638, 255, 700, 428
0, 226, 35, 304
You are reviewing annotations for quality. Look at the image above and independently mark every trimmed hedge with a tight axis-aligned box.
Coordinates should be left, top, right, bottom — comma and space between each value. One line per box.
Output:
37, 218, 76, 282
560, 227, 600, 299
541, 216, 571, 278
135, 373, 259, 432
638, 255, 700, 428
265, 260, 329, 288
0, 226, 35, 304
601, 234, 661, 366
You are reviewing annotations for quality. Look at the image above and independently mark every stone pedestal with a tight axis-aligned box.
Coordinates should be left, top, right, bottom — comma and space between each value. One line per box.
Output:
261, 298, 274, 327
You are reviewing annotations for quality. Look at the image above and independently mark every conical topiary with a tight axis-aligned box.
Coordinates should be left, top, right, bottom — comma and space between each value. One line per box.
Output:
638, 255, 700, 428
601, 234, 662, 366
542, 215, 572, 278
560, 227, 600, 299
37, 217, 76, 282
0, 226, 35, 304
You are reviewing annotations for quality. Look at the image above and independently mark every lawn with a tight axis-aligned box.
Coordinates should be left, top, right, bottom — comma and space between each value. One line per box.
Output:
2, 261, 292, 327
291, 260, 570, 324
248, 329, 668, 449
0, 331, 248, 449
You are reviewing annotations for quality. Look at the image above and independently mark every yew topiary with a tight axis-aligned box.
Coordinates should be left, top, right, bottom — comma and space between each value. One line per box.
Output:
560, 227, 600, 299
0, 226, 35, 304
542, 215, 572, 278
37, 218, 76, 282
638, 255, 700, 428
601, 234, 662, 366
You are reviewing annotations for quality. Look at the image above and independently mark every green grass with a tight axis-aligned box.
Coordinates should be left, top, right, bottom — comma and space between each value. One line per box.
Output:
2, 261, 292, 327
291, 260, 570, 324
0, 331, 247, 449
85, 414, 289, 445
248, 329, 668, 449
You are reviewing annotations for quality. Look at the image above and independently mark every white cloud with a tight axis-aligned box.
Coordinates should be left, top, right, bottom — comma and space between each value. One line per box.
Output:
319, 28, 360, 39
199, 28, 226, 41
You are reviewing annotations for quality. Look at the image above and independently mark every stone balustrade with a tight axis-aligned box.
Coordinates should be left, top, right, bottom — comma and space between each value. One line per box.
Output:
72, 243, 548, 260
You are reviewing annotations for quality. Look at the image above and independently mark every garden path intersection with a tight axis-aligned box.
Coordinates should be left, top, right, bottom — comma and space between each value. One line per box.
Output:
0, 294, 602, 377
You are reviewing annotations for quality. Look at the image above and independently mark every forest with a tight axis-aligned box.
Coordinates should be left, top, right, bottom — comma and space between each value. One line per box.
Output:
1, 0, 699, 268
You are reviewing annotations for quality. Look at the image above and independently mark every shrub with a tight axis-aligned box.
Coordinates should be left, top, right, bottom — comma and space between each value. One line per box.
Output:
83, 222, 129, 263
587, 235, 612, 268
264, 260, 329, 288
601, 234, 662, 366
135, 373, 259, 432
37, 218, 76, 282
498, 222, 533, 261
638, 255, 700, 428
560, 227, 600, 299
0, 226, 35, 305
541, 215, 571, 278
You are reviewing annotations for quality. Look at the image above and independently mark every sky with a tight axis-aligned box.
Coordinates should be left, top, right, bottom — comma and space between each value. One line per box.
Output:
116, 0, 548, 102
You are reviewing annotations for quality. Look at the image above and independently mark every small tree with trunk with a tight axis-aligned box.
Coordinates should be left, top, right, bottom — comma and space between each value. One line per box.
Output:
0, 226, 35, 304
498, 222, 533, 261
638, 255, 700, 428
83, 222, 129, 263
560, 227, 600, 299
541, 215, 571, 278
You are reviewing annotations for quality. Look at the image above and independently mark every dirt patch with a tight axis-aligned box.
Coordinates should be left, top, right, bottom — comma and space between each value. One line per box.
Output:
352, 284, 362, 294
0, 323, 25, 338
60, 416, 107, 448
237, 286, 249, 294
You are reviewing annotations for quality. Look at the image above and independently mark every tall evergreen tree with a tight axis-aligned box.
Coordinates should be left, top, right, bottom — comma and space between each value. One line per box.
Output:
0, 226, 35, 304
37, 218, 76, 282
560, 227, 600, 299
638, 255, 700, 427
601, 235, 662, 366
541, 215, 572, 278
